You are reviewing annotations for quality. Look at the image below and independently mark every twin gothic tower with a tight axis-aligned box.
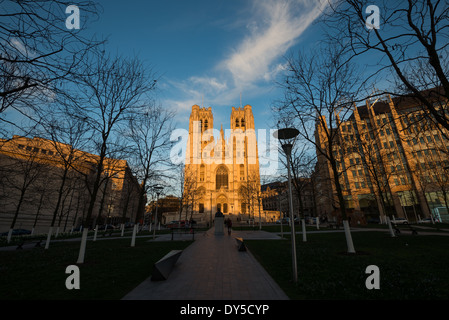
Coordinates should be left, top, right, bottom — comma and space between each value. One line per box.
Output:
184, 104, 262, 223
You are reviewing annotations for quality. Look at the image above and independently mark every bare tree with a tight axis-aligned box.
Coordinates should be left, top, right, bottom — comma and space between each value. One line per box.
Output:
0, 0, 102, 136
324, 0, 449, 129
34, 108, 89, 248
182, 166, 199, 223
70, 52, 157, 228
126, 104, 175, 226
65, 52, 157, 263
275, 44, 364, 253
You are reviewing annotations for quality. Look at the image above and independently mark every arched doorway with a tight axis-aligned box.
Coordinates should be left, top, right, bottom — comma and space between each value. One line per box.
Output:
216, 194, 228, 214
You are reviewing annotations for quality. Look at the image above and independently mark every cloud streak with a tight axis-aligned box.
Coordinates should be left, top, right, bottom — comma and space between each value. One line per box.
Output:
164, 0, 327, 117
221, 0, 327, 88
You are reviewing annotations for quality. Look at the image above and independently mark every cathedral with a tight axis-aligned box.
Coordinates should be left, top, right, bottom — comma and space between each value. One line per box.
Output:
184, 104, 262, 224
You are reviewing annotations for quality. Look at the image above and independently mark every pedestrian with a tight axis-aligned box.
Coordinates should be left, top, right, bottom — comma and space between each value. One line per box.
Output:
227, 219, 232, 235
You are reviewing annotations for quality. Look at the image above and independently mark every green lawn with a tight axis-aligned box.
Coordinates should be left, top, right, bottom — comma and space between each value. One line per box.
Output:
246, 231, 449, 300
2, 228, 448, 300
0, 237, 192, 300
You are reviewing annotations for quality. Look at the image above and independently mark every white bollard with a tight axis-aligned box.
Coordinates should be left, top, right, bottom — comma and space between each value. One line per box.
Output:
77, 228, 89, 264
386, 217, 396, 237
45, 226, 53, 249
343, 220, 356, 253
6, 229, 13, 243
131, 224, 137, 247
301, 219, 307, 242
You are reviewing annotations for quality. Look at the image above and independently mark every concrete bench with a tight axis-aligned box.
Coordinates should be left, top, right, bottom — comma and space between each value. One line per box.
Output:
151, 250, 183, 281
16, 239, 42, 250
393, 225, 418, 235
170, 227, 195, 241
235, 237, 246, 252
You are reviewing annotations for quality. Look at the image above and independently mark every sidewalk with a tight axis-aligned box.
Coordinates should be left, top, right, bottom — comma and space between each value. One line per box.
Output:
121, 227, 289, 300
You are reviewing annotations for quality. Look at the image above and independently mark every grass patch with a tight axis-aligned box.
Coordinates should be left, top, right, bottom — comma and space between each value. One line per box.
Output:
0, 237, 192, 300
246, 231, 449, 299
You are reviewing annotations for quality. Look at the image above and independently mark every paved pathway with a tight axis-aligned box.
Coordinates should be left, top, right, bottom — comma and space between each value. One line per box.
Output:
121, 227, 289, 300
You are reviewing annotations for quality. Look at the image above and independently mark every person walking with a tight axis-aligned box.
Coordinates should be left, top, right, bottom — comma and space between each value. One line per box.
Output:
226, 218, 232, 235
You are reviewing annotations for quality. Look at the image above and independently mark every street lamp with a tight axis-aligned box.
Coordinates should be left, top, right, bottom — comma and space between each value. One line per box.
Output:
152, 186, 163, 240
274, 127, 299, 284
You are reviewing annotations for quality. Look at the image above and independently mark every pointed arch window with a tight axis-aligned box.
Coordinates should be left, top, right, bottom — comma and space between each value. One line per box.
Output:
216, 166, 228, 190
241, 118, 245, 128
200, 164, 205, 182
235, 118, 240, 127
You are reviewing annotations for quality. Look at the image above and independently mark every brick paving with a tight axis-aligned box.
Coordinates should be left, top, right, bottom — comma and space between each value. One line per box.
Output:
121, 227, 289, 300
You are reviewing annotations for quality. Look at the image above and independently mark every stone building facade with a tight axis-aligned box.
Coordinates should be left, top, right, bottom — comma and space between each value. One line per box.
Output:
0, 135, 141, 234
184, 105, 262, 224
314, 88, 449, 223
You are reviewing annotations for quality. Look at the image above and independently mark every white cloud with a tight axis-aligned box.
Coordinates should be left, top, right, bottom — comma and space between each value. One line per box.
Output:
9, 38, 35, 58
163, 0, 327, 119
221, 0, 327, 88
189, 76, 228, 92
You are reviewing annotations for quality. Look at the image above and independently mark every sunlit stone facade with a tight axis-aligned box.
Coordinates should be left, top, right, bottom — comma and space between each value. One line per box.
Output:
184, 105, 262, 224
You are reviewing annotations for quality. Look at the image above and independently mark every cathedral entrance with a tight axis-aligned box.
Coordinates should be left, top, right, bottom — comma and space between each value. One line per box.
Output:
216, 195, 228, 214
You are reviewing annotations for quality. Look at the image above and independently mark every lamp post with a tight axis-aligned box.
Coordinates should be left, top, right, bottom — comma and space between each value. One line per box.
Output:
274, 127, 299, 284
152, 186, 163, 240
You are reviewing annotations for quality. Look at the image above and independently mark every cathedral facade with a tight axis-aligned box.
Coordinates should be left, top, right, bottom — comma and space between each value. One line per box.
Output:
184, 104, 262, 224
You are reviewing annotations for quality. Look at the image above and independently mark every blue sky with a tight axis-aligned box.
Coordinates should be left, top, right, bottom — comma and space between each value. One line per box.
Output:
87, 0, 329, 133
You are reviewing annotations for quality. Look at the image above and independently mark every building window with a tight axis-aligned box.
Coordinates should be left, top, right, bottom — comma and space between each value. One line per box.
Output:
216, 166, 228, 190
235, 119, 240, 127
199, 203, 204, 213
200, 164, 205, 182
240, 164, 244, 180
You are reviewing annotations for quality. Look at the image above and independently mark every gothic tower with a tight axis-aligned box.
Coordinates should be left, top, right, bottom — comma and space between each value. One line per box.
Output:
184, 105, 262, 225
